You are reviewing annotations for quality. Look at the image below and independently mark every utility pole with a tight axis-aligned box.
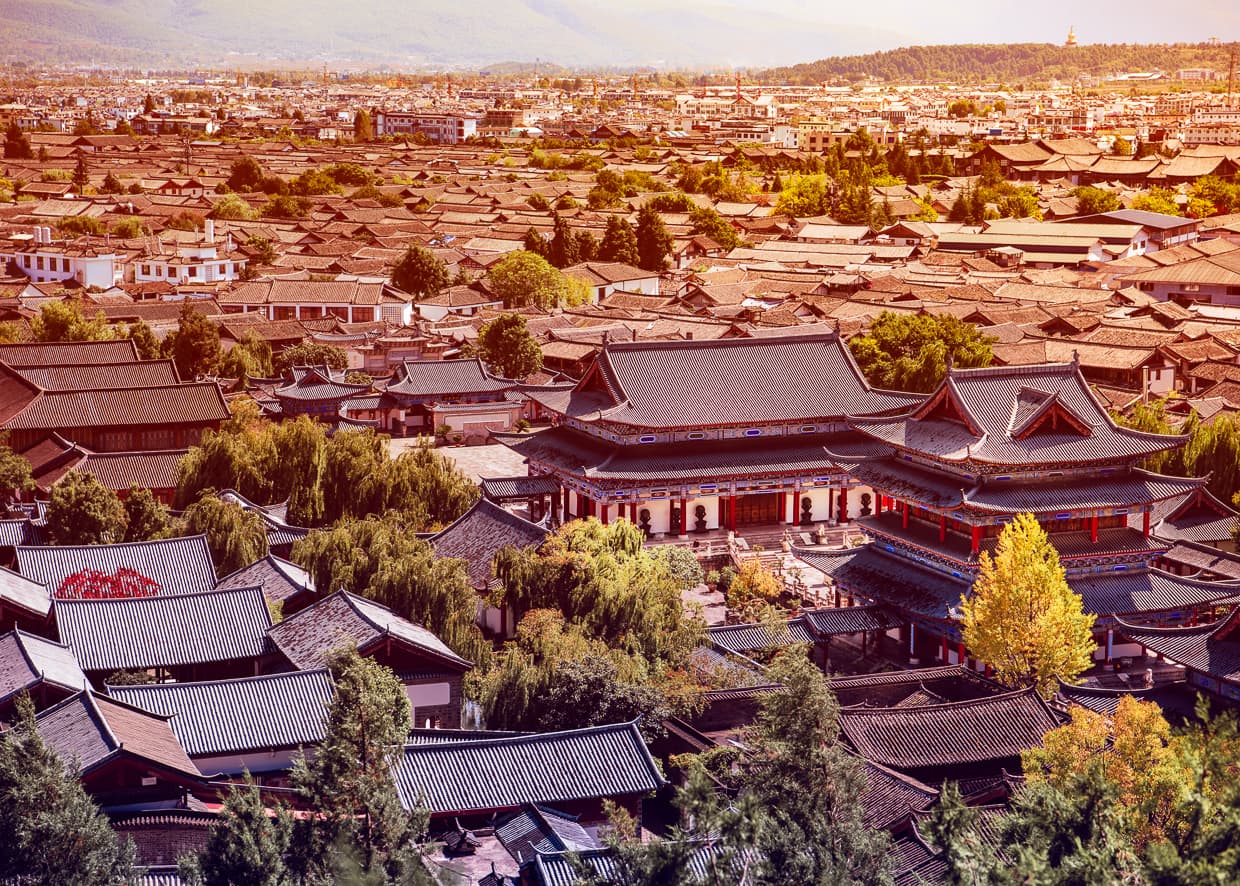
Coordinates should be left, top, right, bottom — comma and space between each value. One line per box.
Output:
1228, 44, 1237, 109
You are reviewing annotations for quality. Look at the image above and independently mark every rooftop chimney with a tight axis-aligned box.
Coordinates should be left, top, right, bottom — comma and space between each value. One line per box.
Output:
204, 218, 215, 244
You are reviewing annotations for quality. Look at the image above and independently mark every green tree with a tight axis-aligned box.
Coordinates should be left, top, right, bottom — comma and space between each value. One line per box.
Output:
475, 313, 542, 380
1133, 187, 1182, 217
3, 121, 32, 160
961, 513, 1096, 697
110, 217, 146, 239
688, 205, 740, 250
163, 302, 221, 379
635, 204, 673, 272
486, 250, 573, 309
774, 173, 831, 217
143, 93, 156, 114
0, 697, 139, 885
1073, 186, 1121, 216
261, 195, 311, 219
72, 155, 90, 191
219, 330, 274, 379
99, 172, 124, 194
179, 773, 295, 886
45, 472, 127, 545
209, 192, 258, 221
848, 312, 993, 393
269, 416, 326, 526
290, 649, 432, 884
123, 486, 172, 542
743, 651, 892, 885
548, 212, 579, 268
30, 299, 115, 343
182, 494, 269, 576
1184, 412, 1240, 506
245, 235, 278, 267
0, 433, 34, 494
599, 215, 640, 265
292, 512, 487, 664
290, 168, 342, 197
390, 243, 449, 298
272, 341, 349, 376
226, 156, 265, 193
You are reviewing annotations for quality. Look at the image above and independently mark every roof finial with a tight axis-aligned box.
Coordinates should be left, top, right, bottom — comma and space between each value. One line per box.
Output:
945, 351, 954, 374
1072, 348, 1080, 366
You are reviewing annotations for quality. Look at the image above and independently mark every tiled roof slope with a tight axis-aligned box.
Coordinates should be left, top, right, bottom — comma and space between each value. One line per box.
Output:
268, 590, 471, 672
839, 688, 1061, 771
16, 535, 218, 596
54, 586, 271, 672
538, 333, 921, 430
35, 690, 200, 779
430, 498, 547, 588
108, 669, 332, 758
391, 721, 664, 814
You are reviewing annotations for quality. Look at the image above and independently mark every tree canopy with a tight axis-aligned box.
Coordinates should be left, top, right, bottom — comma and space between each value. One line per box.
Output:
486, 249, 582, 309
389, 244, 448, 298
475, 312, 543, 380
45, 472, 128, 546
848, 311, 994, 393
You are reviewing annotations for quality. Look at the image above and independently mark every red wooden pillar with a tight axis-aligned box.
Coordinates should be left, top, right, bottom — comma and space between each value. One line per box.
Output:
1142, 510, 1151, 537
1090, 514, 1098, 544
586, 497, 595, 518
957, 641, 966, 665
562, 486, 570, 521
600, 502, 609, 525
717, 497, 725, 528
970, 525, 981, 555
939, 514, 948, 543
875, 495, 883, 515
901, 501, 909, 529
838, 488, 848, 523
940, 634, 949, 663
779, 492, 789, 524
727, 495, 737, 531
576, 491, 585, 518
630, 502, 639, 523
679, 498, 688, 536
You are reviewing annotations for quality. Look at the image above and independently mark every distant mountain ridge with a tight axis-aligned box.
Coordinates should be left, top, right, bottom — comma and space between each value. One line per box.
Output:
760, 42, 1232, 84
0, 0, 905, 69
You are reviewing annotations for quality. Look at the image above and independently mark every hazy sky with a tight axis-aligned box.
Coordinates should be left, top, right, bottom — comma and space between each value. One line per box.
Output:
675, 0, 1239, 49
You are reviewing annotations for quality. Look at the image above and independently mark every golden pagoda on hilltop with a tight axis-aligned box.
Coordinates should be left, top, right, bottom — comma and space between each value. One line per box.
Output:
1066, 25, 1078, 47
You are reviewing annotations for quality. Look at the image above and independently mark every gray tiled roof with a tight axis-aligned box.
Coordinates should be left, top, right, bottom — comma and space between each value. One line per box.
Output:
851, 363, 1186, 467
35, 690, 200, 780
708, 619, 815, 655
495, 805, 597, 865
0, 629, 88, 704
16, 535, 217, 597
108, 669, 332, 758
54, 586, 271, 673
0, 564, 50, 617
214, 554, 315, 605
268, 590, 471, 672
430, 498, 547, 588
839, 689, 1061, 771
384, 358, 514, 398
391, 721, 664, 814
547, 334, 920, 430
1115, 609, 1240, 682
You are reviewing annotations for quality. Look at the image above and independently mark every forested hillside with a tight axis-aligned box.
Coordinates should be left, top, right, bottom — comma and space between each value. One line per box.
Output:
762, 42, 1232, 85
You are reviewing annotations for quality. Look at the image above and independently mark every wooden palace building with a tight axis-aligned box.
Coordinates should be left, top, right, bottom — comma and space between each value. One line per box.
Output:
799, 359, 1240, 668
497, 334, 921, 537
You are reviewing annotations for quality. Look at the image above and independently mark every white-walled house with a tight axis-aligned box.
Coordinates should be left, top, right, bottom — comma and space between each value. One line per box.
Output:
1, 227, 120, 289
562, 262, 660, 304
218, 278, 416, 324
133, 220, 247, 285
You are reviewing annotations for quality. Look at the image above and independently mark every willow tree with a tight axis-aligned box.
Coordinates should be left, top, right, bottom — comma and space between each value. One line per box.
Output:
183, 495, 269, 577
960, 512, 1095, 697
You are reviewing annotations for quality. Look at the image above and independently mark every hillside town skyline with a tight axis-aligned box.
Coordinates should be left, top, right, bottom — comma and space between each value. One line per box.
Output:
3, 11, 1240, 886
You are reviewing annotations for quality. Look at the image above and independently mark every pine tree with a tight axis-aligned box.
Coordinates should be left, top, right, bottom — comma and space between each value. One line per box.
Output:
0, 697, 139, 884
960, 513, 1096, 696
600, 215, 640, 265
179, 773, 295, 886
3, 121, 32, 160
72, 155, 90, 192
522, 226, 549, 258
548, 212, 579, 268
289, 649, 433, 884
634, 204, 672, 272
476, 313, 543, 380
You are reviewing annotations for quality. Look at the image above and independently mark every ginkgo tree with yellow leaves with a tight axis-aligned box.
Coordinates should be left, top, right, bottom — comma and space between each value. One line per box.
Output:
960, 512, 1096, 697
